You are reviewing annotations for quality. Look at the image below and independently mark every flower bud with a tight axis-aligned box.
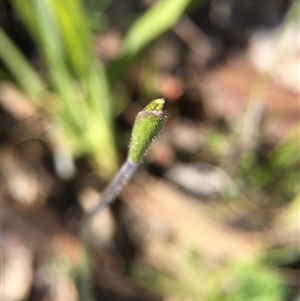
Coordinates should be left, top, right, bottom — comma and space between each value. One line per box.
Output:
128, 98, 167, 163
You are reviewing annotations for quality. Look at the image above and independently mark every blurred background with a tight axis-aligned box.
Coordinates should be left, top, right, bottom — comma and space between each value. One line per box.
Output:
0, 0, 299, 300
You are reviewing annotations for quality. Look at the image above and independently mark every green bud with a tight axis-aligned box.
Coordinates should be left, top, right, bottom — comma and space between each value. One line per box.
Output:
128, 98, 167, 163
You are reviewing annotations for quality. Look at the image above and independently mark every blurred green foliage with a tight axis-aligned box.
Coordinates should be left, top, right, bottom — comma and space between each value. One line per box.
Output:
0, 29, 45, 99
2, 0, 118, 178
108, 0, 199, 81
133, 251, 285, 301
247, 127, 299, 203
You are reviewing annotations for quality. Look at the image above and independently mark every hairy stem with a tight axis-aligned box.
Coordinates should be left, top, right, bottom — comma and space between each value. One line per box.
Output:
81, 160, 138, 227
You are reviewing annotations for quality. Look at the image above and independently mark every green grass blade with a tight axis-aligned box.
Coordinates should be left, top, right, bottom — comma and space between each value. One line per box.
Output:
123, 0, 192, 57
0, 28, 45, 100
108, 0, 198, 81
